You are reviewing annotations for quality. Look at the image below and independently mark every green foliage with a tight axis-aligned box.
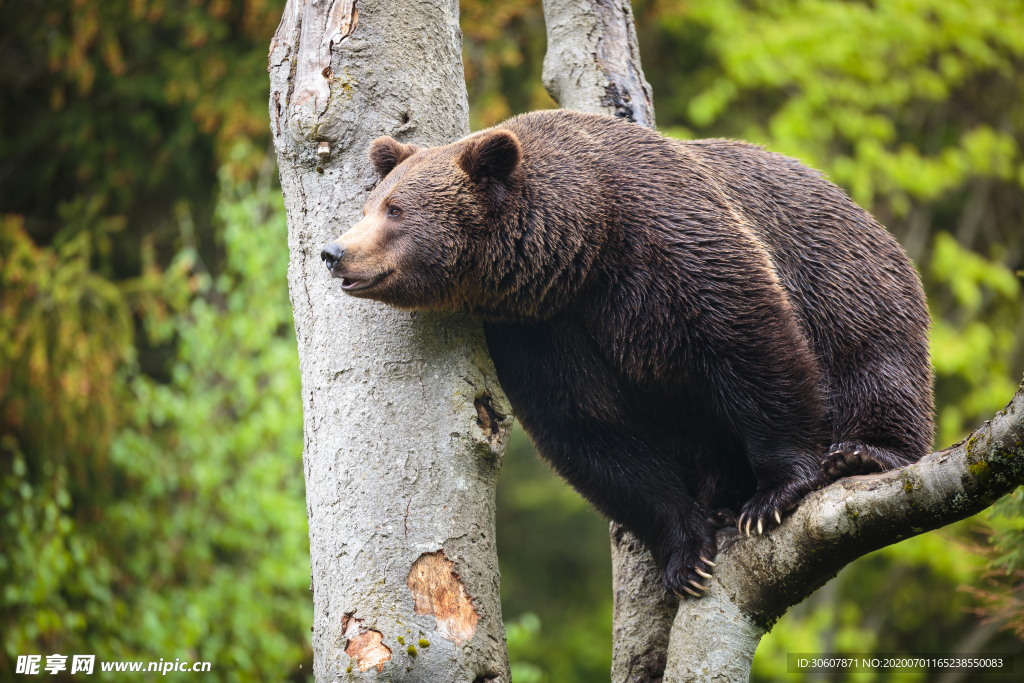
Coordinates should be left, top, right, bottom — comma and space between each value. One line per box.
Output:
1, 214, 133, 465
461, 0, 556, 129
928, 233, 1022, 445
0, 0, 283, 281
2, 3, 307, 672
497, 426, 613, 683
1, 177, 310, 680
506, 612, 546, 682
1, 214, 135, 670
98, 174, 309, 679
643, 0, 1024, 226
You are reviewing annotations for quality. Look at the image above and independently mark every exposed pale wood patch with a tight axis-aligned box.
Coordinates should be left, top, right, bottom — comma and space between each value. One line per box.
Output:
407, 550, 478, 645
341, 613, 391, 673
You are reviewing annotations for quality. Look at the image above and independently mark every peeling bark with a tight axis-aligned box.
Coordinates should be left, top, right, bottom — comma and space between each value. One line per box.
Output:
343, 615, 392, 673
269, 2, 512, 681
408, 550, 479, 646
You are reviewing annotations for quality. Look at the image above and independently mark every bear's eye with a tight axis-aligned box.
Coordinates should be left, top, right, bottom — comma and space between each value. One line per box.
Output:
387, 206, 402, 218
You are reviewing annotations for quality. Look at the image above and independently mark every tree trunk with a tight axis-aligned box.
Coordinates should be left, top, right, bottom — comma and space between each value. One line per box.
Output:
541, 3, 1024, 682
269, 2, 512, 681
610, 524, 680, 683
540, 3, 675, 682
542, 0, 654, 129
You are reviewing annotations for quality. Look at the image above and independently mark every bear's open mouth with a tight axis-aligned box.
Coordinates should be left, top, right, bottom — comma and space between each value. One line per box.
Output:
340, 270, 391, 293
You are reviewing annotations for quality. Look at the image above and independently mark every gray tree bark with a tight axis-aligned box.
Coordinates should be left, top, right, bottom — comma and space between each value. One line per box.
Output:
269, 2, 512, 681
540, 3, 1024, 682
542, 0, 654, 128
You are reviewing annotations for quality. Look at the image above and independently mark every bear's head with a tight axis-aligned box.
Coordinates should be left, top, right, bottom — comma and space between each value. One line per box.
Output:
320, 129, 523, 312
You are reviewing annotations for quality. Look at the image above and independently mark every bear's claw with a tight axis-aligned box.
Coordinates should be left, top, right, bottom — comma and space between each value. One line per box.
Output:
736, 510, 780, 537
661, 528, 717, 598
738, 481, 814, 537
667, 556, 718, 598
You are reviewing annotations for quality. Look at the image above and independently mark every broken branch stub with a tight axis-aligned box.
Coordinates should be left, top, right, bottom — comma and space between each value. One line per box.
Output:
270, 1, 512, 681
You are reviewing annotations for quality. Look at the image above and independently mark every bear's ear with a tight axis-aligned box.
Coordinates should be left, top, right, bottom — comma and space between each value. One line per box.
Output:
368, 136, 420, 178
457, 130, 521, 183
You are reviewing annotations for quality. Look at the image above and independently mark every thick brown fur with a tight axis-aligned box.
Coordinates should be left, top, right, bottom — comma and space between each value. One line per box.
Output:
321, 110, 934, 597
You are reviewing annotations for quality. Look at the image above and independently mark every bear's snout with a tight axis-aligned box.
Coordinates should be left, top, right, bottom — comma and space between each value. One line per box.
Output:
320, 242, 346, 277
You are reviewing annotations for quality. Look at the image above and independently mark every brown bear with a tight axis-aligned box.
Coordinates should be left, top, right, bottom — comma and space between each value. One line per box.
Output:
320, 110, 933, 598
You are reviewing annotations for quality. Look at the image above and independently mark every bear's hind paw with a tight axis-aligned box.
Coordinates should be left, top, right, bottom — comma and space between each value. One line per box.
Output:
705, 507, 738, 529
823, 442, 913, 480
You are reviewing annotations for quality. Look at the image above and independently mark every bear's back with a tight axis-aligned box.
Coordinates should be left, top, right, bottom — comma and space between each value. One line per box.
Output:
501, 110, 929, 362
499, 110, 933, 456
682, 138, 933, 455
678, 138, 929, 354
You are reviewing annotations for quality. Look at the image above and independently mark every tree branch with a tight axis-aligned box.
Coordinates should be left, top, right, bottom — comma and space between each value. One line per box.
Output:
665, 378, 1024, 682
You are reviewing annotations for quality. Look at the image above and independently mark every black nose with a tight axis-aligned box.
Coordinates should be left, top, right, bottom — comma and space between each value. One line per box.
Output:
320, 242, 345, 275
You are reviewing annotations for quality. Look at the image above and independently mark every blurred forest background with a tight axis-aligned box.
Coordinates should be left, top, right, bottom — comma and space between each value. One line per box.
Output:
2, 0, 1024, 680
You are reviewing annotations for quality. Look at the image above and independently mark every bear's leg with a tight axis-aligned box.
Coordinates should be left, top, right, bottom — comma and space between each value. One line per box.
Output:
484, 318, 725, 596
822, 442, 915, 480
705, 326, 829, 536
533, 430, 720, 597
595, 473, 718, 596
563, 449, 719, 597
668, 257, 833, 535
819, 346, 934, 481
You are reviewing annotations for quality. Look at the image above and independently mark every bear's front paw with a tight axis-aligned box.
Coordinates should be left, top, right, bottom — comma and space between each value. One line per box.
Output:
661, 523, 717, 599
738, 481, 814, 537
